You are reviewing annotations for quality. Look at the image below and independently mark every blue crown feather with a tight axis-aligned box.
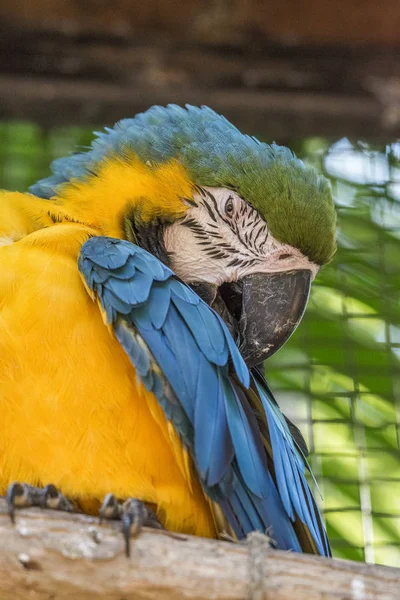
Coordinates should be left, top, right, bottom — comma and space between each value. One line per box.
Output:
30, 105, 336, 265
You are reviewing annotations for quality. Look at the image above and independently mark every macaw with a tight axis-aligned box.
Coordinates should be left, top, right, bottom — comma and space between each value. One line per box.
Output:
0, 105, 336, 556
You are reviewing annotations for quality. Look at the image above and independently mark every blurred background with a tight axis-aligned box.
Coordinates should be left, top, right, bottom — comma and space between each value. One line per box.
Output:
1, 0, 399, 567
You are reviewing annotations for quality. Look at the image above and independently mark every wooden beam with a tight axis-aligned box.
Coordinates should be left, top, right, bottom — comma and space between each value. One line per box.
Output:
1, 29, 399, 139
1, 29, 399, 140
0, 72, 391, 142
0, 499, 398, 600
2, 0, 400, 48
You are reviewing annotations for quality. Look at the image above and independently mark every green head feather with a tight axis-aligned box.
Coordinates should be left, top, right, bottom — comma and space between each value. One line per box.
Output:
30, 105, 336, 265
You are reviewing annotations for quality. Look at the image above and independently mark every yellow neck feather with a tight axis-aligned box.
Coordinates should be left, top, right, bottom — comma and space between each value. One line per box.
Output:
53, 154, 194, 238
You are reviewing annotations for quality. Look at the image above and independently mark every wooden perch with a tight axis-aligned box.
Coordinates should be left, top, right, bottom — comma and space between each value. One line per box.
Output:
0, 498, 398, 600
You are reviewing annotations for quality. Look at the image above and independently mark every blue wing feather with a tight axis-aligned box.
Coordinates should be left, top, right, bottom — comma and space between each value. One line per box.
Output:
168, 279, 199, 304
222, 380, 270, 498
254, 373, 331, 556
114, 320, 151, 376
228, 488, 256, 534
79, 236, 330, 556
136, 310, 196, 423
194, 360, 234, 486
171, 294, 228, 366
88, 241, 133, 270
146, 284, 171, 329
107, 269, 153, 304
101, 288, 132, 316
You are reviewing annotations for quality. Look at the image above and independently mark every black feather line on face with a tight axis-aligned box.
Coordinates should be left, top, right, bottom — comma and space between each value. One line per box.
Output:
196, 240, 214, 246
252, 224, 264, 247
216, 244, 240, 254
227, 257, 242, 267
180, 187, 271, 267
182, 217, 197, 228
201, 188, 218, 211
206, 249, 229, 259
180, 196, 198, 207
202, 200, 218, 223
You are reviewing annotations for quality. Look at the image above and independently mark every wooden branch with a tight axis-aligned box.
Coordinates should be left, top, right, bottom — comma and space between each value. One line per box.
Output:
0, 499, 398, 599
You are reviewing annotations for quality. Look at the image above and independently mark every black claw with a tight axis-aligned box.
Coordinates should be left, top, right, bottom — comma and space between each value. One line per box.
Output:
5, 482, 75, 523
41, 484, 58, 508
99, 493, 121, 523
44, 485, 75, 512
6, 482, 25, 523
99, 494, 162, 557
121, 512, 132, 557
121, 498, 147, 557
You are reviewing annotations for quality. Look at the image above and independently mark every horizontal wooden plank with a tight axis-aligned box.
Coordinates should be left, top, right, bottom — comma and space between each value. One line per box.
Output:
0, 30, 398, 139
0, 498, 399, 600
2, 0, 400, 47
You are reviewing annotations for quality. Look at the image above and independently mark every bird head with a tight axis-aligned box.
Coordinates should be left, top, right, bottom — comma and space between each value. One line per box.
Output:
31, 105, 336, 367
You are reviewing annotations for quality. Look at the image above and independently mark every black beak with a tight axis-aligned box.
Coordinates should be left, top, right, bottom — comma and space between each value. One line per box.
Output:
219, 270, 312, 368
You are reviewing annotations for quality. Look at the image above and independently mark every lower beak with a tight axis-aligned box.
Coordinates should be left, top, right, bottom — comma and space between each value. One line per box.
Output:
220, 270, 312, 368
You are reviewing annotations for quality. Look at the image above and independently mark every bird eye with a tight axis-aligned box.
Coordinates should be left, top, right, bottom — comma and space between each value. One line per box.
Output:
225, 196, 235, 217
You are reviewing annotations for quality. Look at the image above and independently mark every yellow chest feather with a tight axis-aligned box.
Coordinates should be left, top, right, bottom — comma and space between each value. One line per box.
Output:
0, 209, 216, 537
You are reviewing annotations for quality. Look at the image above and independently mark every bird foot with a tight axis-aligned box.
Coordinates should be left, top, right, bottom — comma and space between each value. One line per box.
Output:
99, 493, 163, 557
6, 482, 76, 523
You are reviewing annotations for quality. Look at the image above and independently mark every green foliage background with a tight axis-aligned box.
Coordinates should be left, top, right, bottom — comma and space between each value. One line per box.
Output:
1, 122, 399, 566
268, 137, 400, 567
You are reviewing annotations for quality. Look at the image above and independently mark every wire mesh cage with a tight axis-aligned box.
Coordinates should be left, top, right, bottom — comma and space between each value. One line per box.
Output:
0, 122, 399, 567
268, 138, 400, 566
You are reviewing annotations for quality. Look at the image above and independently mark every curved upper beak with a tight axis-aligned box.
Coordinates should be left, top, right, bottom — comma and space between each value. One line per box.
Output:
220, 270, 312, 368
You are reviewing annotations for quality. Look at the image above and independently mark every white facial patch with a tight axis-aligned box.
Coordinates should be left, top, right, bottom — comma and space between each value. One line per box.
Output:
163, 186, 319, 286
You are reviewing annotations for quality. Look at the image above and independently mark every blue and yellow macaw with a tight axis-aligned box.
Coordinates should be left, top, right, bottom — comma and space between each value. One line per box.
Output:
0, 105, 335, 556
